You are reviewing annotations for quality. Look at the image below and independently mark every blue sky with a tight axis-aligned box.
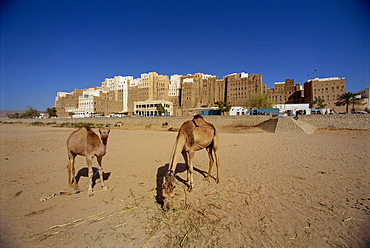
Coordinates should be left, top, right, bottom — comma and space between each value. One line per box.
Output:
1, 0, 369, 110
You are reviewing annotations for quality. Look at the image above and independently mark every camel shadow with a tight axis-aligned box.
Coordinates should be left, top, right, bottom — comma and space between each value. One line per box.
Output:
75, 167, 111, 189
156, 163, 186, 206
193, 167, 217, 181
155, 163, 213, 207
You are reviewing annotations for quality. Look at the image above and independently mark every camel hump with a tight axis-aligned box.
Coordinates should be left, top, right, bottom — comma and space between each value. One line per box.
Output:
192, 115, 206, 127
81, 125, 92, 131
192, 115, 216, 134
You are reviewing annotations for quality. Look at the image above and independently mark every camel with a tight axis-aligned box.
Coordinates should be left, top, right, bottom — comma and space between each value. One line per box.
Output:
66, 125, 110, 196
162, 115, 220, 210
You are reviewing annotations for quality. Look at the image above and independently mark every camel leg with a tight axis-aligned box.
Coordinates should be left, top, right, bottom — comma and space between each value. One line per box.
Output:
86, 156, 94, 196
67, 160, 72, 187
204, 147, 214, 181
213, 137, 220, 183
181, 150, 189, 182
188, 150, 195, 191
67, 152, 78, 189
97, 156, 108, 190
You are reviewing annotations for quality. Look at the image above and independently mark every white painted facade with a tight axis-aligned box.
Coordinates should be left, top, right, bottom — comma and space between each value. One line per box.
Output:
169, 74, 181, 96
229, 106, 251, 115
226, 72, 248, 78
274, 104, 311, 116
134, 100, 173, 116
55, 92, 68, 102
116, 76, 132, 113
74, 88, 101, 118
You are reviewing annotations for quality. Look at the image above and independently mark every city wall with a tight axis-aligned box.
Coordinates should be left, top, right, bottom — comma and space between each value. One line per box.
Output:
300, 114, 370, 130
2, 115, 270, 128
2, 115, 370, 130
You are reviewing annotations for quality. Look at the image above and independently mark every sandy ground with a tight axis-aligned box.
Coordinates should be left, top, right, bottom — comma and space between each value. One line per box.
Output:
0, 123, 369, 247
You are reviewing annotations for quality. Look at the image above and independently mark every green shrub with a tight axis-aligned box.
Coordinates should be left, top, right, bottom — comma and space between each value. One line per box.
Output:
31, 121, 45, 126
95, 123, 105, 128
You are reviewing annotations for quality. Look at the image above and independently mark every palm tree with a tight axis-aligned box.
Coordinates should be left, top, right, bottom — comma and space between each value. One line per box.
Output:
156, 103, 167, 116
335, 92, 361, 113
214, 101, 231, 115
313, 97, 327, 109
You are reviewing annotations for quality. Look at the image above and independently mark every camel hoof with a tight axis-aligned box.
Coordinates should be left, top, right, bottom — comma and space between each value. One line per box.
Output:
102, 185, 108, 190
88, 190, 94, 196
203, 177, 210, 181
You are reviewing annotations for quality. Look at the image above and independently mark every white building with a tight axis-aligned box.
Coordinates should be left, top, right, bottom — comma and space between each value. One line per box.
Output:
229, 107, 251, 115
75, 88, 101, 118
101, 75, 133, 114
117, 76, 133, 113
134, 100, 173, 116
169, 74, 182, 96
274, 104, 311, 116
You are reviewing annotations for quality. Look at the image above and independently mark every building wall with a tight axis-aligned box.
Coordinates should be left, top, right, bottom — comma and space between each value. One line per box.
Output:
54, 72, 349, 117
225, 73, 265, 106
355, 87, 370, 110
268, 79, 304, 104
304, 77, 346, 111
134, 100, 173, 116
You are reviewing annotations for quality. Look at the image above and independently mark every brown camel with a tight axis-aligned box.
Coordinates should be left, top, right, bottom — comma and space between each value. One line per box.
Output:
162, 115, 220, 210
66, 125, 110, 196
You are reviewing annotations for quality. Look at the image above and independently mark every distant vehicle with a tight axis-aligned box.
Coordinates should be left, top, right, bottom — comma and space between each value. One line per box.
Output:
352, 111, 368, 114
109, 113, 125, 117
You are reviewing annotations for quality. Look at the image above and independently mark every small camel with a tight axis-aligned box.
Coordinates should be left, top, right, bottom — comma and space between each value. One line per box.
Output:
66, 125, 110, 196
162, 115, 220, 210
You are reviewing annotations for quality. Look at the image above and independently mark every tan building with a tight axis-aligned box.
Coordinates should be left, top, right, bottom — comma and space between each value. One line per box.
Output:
266, 79, 304, 104
304, 77, 346, 111
127, 72, 170, 115
355, 87, 370, 111
199, 75, 225, 108
55, 72, 348, 117
225, 72, 266, 106
55, 89, 84, 117
180, 73, 201, 109
101, 75, 133, 114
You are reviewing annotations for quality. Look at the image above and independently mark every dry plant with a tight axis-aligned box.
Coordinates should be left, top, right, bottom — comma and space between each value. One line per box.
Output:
144, 185, 254, 247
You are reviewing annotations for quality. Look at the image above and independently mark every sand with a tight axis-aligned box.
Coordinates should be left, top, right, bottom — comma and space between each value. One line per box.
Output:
0, 123, 369, 247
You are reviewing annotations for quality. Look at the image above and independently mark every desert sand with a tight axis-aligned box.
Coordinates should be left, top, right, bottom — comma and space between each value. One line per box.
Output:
0, 123, 369, 247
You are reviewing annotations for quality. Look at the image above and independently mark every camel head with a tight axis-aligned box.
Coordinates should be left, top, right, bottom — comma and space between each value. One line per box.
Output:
162, 170, 176, 211
99, 128, 110, 146
99, 127, 110, 140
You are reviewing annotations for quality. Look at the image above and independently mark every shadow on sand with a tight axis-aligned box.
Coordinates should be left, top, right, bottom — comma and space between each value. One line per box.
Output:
75, 167, 111, 189
155, 163, 213, 207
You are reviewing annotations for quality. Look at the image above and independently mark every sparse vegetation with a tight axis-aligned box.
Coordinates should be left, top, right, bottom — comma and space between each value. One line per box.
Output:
31, 121, 45, 126
244, 92, 273, 109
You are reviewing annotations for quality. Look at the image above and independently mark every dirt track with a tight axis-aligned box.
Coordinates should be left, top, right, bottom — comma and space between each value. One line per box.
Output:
0, 124, 369, 247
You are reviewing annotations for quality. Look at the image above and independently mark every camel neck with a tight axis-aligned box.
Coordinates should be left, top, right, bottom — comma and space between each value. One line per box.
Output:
101, 137, 108, 146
